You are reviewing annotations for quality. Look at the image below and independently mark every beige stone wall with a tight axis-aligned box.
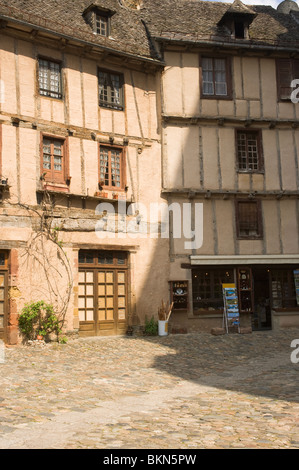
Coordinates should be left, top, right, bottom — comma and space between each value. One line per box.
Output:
162, 49, 299, 334
163, 51, 299, 121
162, 50, 299, 264
0, 34, 169, 339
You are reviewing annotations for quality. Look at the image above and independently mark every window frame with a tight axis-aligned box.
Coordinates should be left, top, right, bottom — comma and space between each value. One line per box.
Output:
38, 57, 63, 100
98, 68, 124, 111
94, 12, 110, 36
235, 199, 263, 240
200, 55, 232, 100
0, 251, 8, 269
79, 250, 128, 267
98, 144, 126, 191
235, 129, 264, 173
40, 134, 69, 185
276, 58, 299, 102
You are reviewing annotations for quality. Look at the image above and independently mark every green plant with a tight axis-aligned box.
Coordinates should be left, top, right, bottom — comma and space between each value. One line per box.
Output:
18, 300, 62, 341
144, 316, 158, 336
58, 336, 68, 344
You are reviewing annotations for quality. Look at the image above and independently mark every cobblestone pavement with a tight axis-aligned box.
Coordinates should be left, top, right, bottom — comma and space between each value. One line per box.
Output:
0, 328, 298, 449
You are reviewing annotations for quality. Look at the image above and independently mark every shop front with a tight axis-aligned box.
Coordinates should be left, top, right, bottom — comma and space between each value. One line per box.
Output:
189, 256, 299, 331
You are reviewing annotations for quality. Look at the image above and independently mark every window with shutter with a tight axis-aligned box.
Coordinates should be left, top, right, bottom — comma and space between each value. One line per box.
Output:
236, 200, 263, 239
276, 58, 299, 101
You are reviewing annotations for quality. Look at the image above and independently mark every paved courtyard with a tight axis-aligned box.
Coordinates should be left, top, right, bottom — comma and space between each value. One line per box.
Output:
0, 328, 298, 449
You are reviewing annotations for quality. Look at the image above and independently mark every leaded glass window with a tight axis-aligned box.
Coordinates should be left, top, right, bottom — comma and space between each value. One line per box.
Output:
38, 59, 62, 99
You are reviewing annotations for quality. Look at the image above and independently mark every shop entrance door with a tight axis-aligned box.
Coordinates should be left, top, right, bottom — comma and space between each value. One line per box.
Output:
252, 267, 271, 330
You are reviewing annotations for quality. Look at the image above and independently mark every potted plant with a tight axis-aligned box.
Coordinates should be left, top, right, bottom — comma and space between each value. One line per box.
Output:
144, 316, 158, 336
158, 300, 174, 336
113, 193, 119, 200
18, 300, 62, 342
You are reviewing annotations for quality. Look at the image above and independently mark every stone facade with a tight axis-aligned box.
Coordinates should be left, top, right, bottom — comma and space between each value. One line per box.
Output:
0, 0, 298, 343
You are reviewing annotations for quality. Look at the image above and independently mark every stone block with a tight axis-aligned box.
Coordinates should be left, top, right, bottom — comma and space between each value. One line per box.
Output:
211, 327, 226, 336
239, 327, 252, 334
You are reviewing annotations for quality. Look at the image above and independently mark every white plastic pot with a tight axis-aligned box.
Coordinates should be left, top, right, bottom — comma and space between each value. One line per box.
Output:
158, 320, 168, 336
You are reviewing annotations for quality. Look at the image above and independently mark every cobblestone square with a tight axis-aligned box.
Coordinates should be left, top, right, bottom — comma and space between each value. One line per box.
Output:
0, 329, 298, 449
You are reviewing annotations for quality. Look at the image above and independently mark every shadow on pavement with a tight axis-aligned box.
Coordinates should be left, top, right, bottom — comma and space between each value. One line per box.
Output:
138, 328, 299, 403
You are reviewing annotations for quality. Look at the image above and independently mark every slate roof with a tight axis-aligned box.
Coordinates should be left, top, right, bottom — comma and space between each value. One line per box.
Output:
140, 0, 299, 49
0, 0, 156, 61
0, 0, 299, 62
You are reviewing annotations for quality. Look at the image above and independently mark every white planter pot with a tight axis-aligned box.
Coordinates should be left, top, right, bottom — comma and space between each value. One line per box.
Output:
158, 320, 168, 336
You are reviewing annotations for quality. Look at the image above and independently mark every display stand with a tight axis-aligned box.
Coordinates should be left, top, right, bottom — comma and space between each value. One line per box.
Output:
222, 283, 240, 334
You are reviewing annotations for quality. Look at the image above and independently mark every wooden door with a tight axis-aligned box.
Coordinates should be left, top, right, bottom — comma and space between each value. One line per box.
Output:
97, 269, 128, 334
78, 251, 128, 336
0, 252, 8, 342
78, 270, 96, 335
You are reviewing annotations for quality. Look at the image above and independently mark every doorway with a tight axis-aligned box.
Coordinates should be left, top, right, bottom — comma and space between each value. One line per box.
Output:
252, 267, 271, 330
0, 252, 8, 342
78, 250, 128, 336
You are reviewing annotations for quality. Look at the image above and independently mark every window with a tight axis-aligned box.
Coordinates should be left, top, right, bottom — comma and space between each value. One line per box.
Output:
236, 130, 263, 172
201, 57, 231, 98
234, 21, 245, 39
98, 70, 124, 110
79, 250, 128, 267
192, 269, 234, 310
83, 7, 113, 37
42, 137, 66, 183
99, 145, 125, 189
38, 59, 62, 99
95, 14, 109, 36
236, 200, 263, 239
271, 269, 297, 308
276, 58, 299, 101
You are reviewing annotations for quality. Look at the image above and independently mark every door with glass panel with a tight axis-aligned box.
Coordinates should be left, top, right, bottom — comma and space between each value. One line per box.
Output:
78, 251, 128, 336
0, 252, 8, 342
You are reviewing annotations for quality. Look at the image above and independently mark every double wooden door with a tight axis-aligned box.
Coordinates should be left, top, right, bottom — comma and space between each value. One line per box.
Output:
0, 252, 8, 342
78, 251, 128, 336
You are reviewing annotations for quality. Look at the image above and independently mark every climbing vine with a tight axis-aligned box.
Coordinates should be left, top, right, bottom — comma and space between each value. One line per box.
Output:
7, 190, 73, 335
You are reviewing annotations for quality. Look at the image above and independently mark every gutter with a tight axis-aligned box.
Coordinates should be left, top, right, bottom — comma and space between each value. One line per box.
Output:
154, 35, 299, 54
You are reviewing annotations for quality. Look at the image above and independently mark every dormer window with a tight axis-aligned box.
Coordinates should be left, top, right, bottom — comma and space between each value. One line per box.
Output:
217, 0, 256, 40
83, 4, 115, 37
